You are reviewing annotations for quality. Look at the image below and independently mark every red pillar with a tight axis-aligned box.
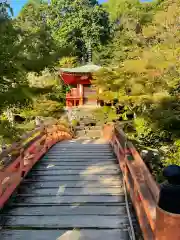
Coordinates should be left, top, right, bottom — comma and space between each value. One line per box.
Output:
78, 84, 84, 105
66, 99, 68, 107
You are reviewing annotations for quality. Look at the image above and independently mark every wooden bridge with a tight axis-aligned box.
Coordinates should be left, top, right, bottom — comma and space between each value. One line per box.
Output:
0, 121, 179, 239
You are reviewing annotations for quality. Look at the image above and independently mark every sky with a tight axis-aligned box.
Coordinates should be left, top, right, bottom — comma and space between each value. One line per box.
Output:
9, 0, 107, 17
9, 0, 27, 16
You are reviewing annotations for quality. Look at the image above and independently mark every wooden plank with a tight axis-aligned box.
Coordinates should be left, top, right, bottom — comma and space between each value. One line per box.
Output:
16, 187, 124, 196
47, 153, 114, 156
43, 155, 116, 158
33, 165, 120, 170
41, 157, 117, 161
48, 147, 113, 153
12, 195, 125, 204
36, 161, 118, 166
47, 149, 114, 152
29, 169, 121, 175
2, 205, 127, 216
9, 202, 128, 207
46, 149, 113, 153
48, 148, 112, 151
20, 180, 123, 188
54, 142, 110, 145
52, 146, 112, 149
45, 154, 115, 157
51, 149, 113, 152
2, 215, 129, 229
49, 145, 112, 148
52, 143, 110, 146
24, 174, 122, 181
0, 229, 129, 240
52, 145, 111, 147
38, 158, 117, 163
52, 147, 112, 150
48, 150, 113, 152
53, 143, 110, 147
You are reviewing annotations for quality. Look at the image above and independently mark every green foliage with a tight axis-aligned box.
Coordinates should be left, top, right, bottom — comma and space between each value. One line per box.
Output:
134, 117, 152, 138
93, 106, 117, 124
71, 119, 79, 127
0, 120, 23, 144
58, 57, 78, 68
95, 0, 180, 109
0, 2, 28, 110
47, 0, 111, 60
164, 139, 180, 167
28, 68, 58, 88
30, 98, 64, 118
93, 0, 180, 180
24, 69, 65, 119
0, 0, 112, 144
15, 0, 73, 73
95, 0, 161, 65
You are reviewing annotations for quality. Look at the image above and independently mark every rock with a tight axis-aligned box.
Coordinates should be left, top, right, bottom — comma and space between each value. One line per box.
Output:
14, 115, 26, 123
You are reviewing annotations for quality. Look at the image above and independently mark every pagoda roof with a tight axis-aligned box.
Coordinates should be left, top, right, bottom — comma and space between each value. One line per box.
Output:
60, 64, 101, 74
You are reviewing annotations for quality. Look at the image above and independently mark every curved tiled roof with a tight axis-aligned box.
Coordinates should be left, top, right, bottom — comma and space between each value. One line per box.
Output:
60, 64, 101, 73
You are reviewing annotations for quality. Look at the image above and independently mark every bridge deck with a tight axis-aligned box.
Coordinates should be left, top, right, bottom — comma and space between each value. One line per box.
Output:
0, 139, 134, 240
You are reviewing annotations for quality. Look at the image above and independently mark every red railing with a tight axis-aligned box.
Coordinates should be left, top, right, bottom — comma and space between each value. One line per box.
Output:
0, 121, 72, 208
1, 120, 179, 239
103, 123, 160, 240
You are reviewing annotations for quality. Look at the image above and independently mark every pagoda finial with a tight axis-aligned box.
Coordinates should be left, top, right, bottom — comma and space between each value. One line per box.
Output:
88, 40, 92, 64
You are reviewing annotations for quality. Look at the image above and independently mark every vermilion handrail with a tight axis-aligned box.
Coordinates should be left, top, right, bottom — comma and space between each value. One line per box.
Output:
0, 122, 72, 209
0, 127, 44, 169
103, 123, 160, 240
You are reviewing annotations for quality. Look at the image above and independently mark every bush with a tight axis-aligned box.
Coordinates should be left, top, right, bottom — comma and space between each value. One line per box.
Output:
0, 120, 23, 145
71, 119, 79, 128
93, 106, 117, 124
134, 117, 152, 138
163, 140, 180, 167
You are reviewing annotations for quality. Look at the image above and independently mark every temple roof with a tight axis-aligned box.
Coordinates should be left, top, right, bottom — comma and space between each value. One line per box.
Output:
60, 64, 101, 73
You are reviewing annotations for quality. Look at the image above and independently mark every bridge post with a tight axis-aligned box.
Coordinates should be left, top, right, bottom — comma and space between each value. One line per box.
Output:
156, 165, 180, 240
102, 123, 114, 141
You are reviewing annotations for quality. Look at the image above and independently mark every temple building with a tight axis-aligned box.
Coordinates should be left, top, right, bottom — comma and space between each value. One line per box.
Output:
59, 64, 101, 107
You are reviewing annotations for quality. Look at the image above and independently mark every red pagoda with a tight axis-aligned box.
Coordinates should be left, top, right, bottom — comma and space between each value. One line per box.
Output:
59, 64, 101, 107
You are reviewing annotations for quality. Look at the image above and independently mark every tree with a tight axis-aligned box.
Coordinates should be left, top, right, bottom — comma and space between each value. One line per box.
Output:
93, 0, 173, 106
95, 0, 162, 65
15, 0, 73, 72
93, 0, 180, 179
0, 2, 30, 110
47, 0, 111, 60
0, 1, 68, 144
